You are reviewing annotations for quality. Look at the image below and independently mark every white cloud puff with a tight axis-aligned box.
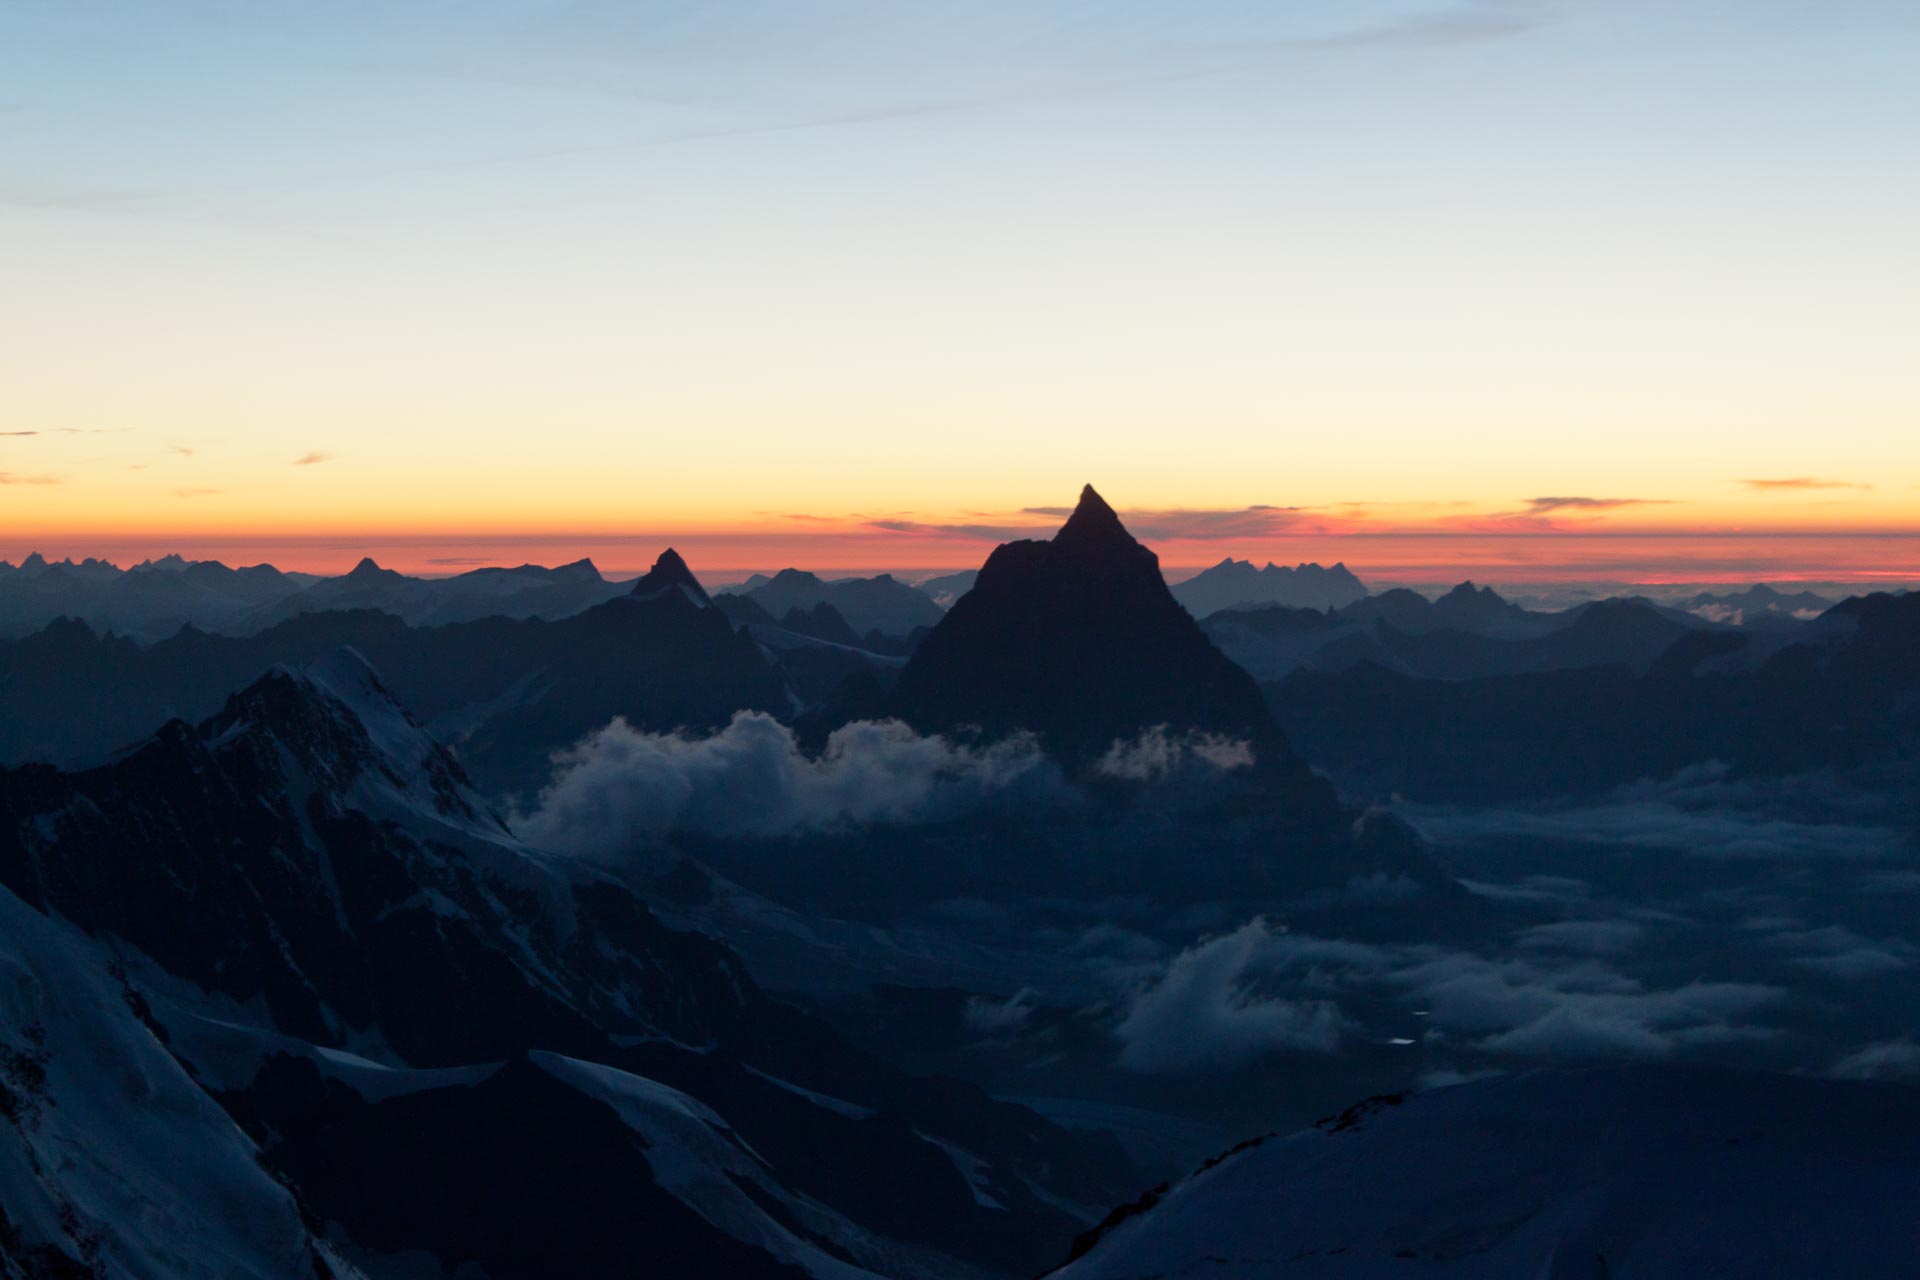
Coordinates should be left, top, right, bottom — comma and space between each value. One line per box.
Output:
1116, 919, 1344, 1072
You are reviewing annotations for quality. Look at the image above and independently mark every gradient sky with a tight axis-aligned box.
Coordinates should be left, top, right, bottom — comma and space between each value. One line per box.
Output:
3, 1, 1917, 579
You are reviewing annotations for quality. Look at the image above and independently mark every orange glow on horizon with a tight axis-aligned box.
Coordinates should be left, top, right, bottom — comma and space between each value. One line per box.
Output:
4, 518, 1916, 586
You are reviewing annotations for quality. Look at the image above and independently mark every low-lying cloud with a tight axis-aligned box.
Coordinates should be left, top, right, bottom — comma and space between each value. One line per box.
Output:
1095, 726, 1254, 781
1107, 915, 1795, 1073
1116, 919, 1345, 1072
517, 712, 1066, 853
1408, 786, 1907, 862
518, 715, 1262, 859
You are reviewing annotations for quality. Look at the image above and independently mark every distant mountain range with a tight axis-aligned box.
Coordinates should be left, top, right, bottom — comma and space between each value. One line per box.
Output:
0, 549, 977, 643
1204, 583, 1718, 683
0, 552, 797, 798
1681, 582, 1836, 625
0, 551, 633, 639
1170, 558, 1368, 616
1269, 589, 1920, 802
719, 568, 946, 639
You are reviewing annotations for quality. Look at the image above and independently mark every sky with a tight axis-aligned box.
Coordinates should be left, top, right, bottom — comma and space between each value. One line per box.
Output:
2, 0, 1918, 580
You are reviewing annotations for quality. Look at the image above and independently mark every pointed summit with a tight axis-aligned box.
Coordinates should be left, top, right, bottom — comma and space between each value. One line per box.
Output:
347, 556, 388, 578
551, 557, 602, 583
1056, 483, 1126, 541
629, 547, 710, 605
890, 485, 1308, 769
1053, 484, 1156, 566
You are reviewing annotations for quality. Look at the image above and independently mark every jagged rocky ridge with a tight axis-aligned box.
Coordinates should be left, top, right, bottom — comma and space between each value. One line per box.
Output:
0, 655, 1132, 1277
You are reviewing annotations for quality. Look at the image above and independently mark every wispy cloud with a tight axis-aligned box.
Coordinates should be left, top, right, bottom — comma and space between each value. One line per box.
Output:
870, 504, 1307, 544
1452, 495, 1673, 533
292, 451, 334, 466
1304, 1, 1549, 52
0, 472, 61, 486
0, 430, 38, 437
866, 519, 1047, 542
0, 2, 1554, 223
1525, 496, 1664, 514
1741, 478, 1872, 492
167, 444, 196, 458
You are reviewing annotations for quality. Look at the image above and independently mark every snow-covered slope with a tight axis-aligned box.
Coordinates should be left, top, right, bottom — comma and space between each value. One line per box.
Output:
0, 886, 345, 1279
0, 651, 1127, 1277
1055, 1066, 1920, 1279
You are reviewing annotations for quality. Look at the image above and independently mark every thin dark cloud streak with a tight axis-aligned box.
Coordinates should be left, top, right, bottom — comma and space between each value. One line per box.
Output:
870, 504, 1307, 543
1301, 2, 1547, 51
1525, 496, 1667, 513
1742, 478, 1872, 492
292, 452, 334, 466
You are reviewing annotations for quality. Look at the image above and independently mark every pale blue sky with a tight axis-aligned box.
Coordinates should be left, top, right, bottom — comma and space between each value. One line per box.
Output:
3, 0, 1918, 570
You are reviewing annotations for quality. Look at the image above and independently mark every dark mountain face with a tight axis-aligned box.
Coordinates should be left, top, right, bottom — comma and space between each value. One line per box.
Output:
628, 546, 709, 604
779, 601, 865, 648
890, 487, 1305, 771
0, 652, 747, 1063
1337, 582, 1547, 638
0, 655, 1133, 1276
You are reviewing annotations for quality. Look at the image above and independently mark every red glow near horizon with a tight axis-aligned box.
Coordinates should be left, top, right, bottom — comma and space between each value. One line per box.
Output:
3, 527, 1916, 587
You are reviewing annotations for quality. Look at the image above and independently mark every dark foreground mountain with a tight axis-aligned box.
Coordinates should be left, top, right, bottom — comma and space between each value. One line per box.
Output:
0, 654, 1131, 1277
1170, 558, 1367, 617
1055, 1065, 1920, 1279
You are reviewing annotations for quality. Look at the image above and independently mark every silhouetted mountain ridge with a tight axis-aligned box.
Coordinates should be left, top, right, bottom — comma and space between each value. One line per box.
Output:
1172, 558, 1367, 616
891, 486, 1292, 768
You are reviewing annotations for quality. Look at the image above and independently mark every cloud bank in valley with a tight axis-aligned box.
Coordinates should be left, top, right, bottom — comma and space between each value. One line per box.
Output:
516, 714, 1263, 859
516, 712, 1067, 853
1116, 919, 1345, 1072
